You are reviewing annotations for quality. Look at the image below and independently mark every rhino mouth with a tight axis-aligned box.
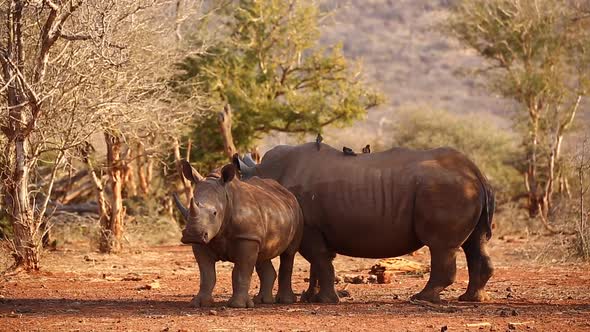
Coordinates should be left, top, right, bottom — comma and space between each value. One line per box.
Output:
181, 231, 210, 244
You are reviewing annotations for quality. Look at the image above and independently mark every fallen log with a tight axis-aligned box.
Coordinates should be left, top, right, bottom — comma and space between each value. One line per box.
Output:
44, 202, 99, 215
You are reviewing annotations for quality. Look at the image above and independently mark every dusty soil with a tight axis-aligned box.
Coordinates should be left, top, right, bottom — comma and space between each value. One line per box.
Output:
1, 236, 589, 332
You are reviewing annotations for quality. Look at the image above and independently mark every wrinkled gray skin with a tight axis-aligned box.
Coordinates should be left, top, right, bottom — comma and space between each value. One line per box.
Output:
174, 161, 303, 308
235, 142, 495, 304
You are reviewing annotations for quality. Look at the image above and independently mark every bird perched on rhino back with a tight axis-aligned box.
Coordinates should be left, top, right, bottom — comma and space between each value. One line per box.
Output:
342, 146, 357, 156
315, 133, 323, 151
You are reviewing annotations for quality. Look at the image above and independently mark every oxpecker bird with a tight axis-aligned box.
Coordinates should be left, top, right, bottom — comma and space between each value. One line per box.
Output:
343, 146, 357, 156
315, 133, 323, 151
362, 144, 371, 154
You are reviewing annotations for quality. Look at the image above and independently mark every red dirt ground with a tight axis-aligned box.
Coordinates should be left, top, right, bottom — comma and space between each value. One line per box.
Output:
1, 236, 589, 332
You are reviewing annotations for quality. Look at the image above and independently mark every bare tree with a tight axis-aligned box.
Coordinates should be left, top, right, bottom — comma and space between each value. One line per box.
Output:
574, 136, 590, 259
0, 0, 118, 269
0, 0, 207, 266
77, 0, 208, 253
448, 0, 590, 228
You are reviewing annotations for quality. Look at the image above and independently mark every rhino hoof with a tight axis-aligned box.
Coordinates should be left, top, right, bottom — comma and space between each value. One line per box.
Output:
253, 293, 274, 304
275, 291, 296, 304
190, 294, 214, 307
299, 290, 314, 303
459, 291, 490, 302
312, 291, 339, 304
410, 291, 442, 304
228, 296, 255, 308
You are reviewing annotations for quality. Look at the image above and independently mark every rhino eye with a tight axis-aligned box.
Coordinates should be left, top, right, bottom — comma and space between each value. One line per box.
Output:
213, 211, 217, 216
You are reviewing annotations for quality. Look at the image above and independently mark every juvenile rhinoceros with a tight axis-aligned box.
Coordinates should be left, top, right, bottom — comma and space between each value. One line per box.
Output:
235, 142, 495, 304
173, 161, 303, 308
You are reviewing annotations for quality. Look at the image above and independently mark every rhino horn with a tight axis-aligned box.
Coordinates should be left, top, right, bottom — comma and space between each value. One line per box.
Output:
232, 153, 254, 175
189, 197, 199, 217
243, 153, 257, 167
173, 193, 189, 220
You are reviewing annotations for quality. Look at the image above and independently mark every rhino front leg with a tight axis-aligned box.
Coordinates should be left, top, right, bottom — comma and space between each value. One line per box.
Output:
253, 260, 276, 304
190, 244, 217, 307
228, 240, 259, 308
300, 264, 319, 303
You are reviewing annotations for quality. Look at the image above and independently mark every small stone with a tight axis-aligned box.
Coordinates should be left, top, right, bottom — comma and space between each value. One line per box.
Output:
208, 310, 217, 316
508, 323, 517, 330
377, 271, 395, 284
440, 325, 448, 332
83, 255, 97, 262
138, 280, 160, 290
343, 274, 366, 284
122, 274, 142, 281
366, 275, 378, 284
337, 289, 351, 298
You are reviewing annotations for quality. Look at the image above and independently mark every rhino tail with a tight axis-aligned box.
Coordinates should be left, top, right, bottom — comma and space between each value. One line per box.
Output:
477, 172, 495, 241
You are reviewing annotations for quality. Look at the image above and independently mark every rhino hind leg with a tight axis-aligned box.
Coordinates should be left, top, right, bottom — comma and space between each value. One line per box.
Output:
275, 250, 297, 304
411, 248, 457, 303
277, 223, 303, 304
459, 223, 494, 302
253, 260, 277, 304
298, 228, 339, 304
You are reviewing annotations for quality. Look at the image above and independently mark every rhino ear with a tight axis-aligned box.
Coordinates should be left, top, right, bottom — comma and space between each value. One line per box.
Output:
220, 164, 236, 184
181, 159, 204, 183
232, 153, 241, 171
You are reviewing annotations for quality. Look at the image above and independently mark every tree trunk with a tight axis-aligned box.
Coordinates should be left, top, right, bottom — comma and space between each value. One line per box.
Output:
251, 146, 261, 163
122, 144, 137, 198
146, 159, 153, 193
526, 113, 541, 218
136, 142, 153, 195
82, 143, 111, 248
0, 1, 41, 270
7, 137, 41, 270
218, 104, 237, 160
99, 132, 125, 253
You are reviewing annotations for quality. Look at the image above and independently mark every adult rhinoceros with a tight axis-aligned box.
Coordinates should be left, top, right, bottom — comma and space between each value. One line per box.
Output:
234, 142, 495, 303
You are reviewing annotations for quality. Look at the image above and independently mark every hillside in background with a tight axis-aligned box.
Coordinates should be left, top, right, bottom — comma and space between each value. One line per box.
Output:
263, 0, 512, 151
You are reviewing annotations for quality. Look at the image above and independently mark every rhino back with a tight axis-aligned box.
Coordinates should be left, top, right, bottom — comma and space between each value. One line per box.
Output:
257, 143, 483, 258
